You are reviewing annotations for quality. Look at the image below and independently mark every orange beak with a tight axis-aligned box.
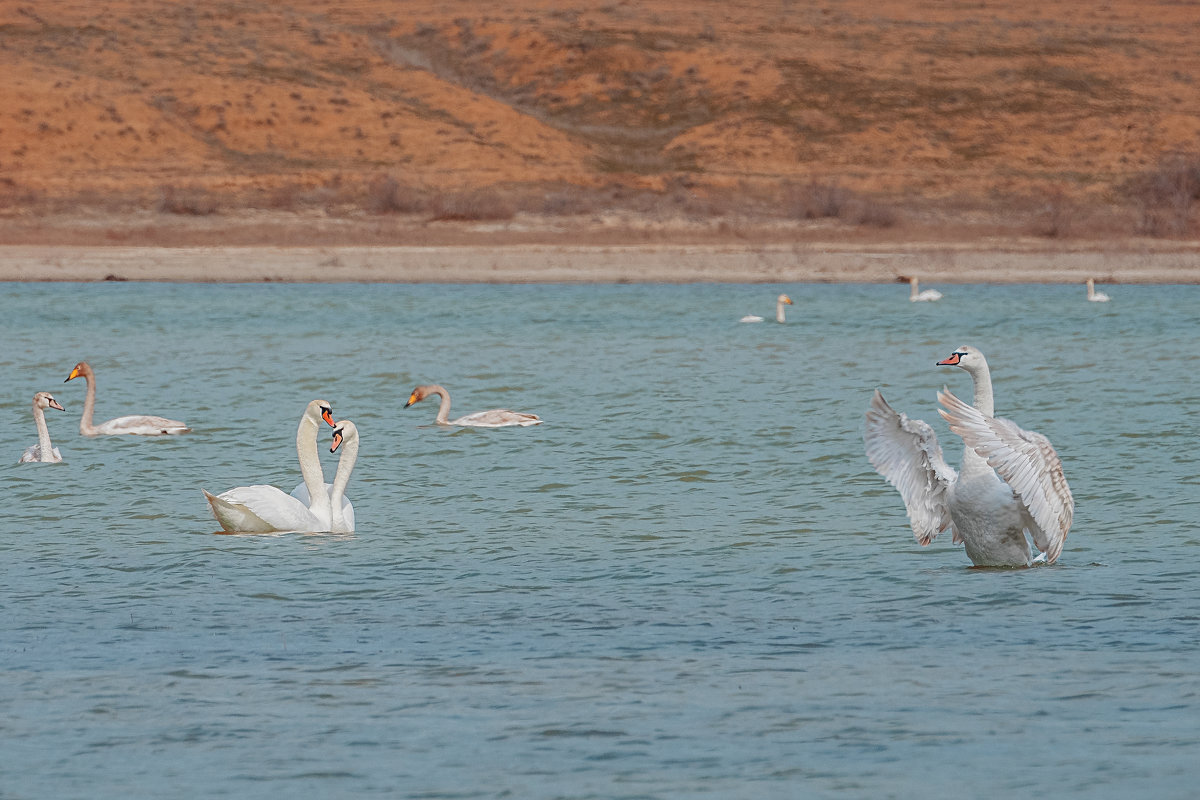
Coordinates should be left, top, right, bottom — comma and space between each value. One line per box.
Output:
405, 393, 418, 408
937, 353, 961, 366
331, 429, 343, 453
65, 367, 80, 382
321, 407, 336, 427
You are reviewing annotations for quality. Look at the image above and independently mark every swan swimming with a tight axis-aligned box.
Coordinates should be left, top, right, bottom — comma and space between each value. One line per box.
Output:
1086, 279, 1111, 302
405, 384, 542, 427
203, 399, 338, 533
19, 392, 65, 464
64, 361, 190, 436
908, 277, 943, 302
291, 419, 358, 533
740, 294, 793, 323
864, 345, 1074, 567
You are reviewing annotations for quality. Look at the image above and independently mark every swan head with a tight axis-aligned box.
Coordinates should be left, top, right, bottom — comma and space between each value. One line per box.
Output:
34, 392, 65, 412
64, 361, 91, 382
330, 420, 358, 453
936, 344, 986, 373
304, 399, 336, 428
778, 294, 793, 305
405, 385, 440, 407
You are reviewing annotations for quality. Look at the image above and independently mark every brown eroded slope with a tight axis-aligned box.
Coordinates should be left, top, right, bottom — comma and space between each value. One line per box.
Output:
0, 0, 1198, 242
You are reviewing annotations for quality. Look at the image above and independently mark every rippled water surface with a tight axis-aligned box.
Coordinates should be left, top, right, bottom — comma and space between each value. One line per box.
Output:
2, 279, 1198, 798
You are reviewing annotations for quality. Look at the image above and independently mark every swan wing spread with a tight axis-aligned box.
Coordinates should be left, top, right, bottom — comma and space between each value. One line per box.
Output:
205, 485, 321, 532
451, 409, 543, 427
938, 389, 1074, 562
864, 389, 958, 545
95, 414, 190, 435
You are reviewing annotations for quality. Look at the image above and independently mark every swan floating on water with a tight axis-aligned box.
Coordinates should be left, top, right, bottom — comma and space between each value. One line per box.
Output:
864, 345, 1074, 567
908, 277, 943, 302
64, 361, 190, 436
405, 384, 542, 427
740, 294, 793, 323
19, 391, 65, 464
1086, 279, 1111, 302
291, 419, 358, 533
204, 399, 338, 533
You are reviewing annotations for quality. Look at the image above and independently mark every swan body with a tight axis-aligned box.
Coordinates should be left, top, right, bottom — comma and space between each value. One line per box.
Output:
405, 384, 542, 427
64, 361, 190, 436
908, 277, 943, 302
740, 294, 793, 323
19, 392, 65, 464
1086, 279, 1110, 302
291, 419, 357, 533
204, 399, 337, 533
864, 345, 1073, 567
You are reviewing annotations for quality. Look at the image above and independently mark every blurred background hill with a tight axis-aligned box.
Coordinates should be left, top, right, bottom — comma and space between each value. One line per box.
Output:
1, 0, 1198, 244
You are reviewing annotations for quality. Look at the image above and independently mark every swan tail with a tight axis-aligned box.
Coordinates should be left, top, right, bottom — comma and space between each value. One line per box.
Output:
203, 489, 275, 533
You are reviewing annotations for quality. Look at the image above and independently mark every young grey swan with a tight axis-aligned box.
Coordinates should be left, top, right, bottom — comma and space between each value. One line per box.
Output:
405, 384, 542, 427
64, 361, 190, 436
19, 392, 65, 464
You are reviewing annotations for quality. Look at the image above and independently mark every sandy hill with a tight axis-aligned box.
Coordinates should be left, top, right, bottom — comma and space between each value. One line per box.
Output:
1, 0, 1198, 242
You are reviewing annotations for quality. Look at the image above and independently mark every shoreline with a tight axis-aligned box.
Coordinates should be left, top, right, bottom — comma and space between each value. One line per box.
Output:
0, 241, 1197, 283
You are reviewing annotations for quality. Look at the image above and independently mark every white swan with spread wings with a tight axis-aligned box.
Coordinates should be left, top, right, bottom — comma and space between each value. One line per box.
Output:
864, 345, 1074, 567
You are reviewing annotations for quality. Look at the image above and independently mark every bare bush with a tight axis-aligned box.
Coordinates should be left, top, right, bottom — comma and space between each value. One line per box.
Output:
1129, 152, 1200, 236
364, 175, 427, 214
428, 188, 516, 221
156, 184, 218, 215
783, 181, 853, 220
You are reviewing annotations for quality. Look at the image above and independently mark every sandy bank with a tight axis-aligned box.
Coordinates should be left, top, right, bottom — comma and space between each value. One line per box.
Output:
0, 242, 1196, 284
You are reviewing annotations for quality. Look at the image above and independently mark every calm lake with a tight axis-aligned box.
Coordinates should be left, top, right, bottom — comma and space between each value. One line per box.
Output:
1, 280, 1198, 798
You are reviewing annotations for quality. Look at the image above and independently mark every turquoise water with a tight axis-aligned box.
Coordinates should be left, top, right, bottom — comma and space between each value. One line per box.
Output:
1, 281, 1198, 798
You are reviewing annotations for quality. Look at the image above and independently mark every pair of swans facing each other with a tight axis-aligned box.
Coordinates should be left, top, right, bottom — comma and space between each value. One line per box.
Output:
64, 361, 190, 436
740, 294, 793, 324
204, 400, 358, 534
405, 384, 542, 428
19, 392, 66, 464
865, 345, 1074, 568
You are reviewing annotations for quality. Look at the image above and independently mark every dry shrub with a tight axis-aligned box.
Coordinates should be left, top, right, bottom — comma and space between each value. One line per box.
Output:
849, 198, 899, 228
1032, 187, 1073, 238
157, 184, 218, 215
783, 181, 853, 219
1128, 152, 1200, 236
428, 188, 515, 221
364, 174, 428, 215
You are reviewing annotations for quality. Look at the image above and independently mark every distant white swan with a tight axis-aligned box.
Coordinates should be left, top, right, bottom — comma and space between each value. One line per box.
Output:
405, 384, 542, 427
291, 419, 357, 533
19, 391, 65, 464
64, 361, 190, 436
1086, 279, 1111, 302
908, 277, 943, 302
740, 294, 793, 323
864, 345, 1074, 567
203, 399, 338, 533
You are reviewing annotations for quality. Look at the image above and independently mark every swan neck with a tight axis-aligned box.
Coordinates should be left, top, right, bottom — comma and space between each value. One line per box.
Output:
79, 373, 97, 435
775, 299, 786, 323
34, 404, 54, 461
433, 387, 451, 424
968, 361, 995, 417
296, 416, 330, 520
1087, 280, 1095, 299
330, 435, 358, 522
